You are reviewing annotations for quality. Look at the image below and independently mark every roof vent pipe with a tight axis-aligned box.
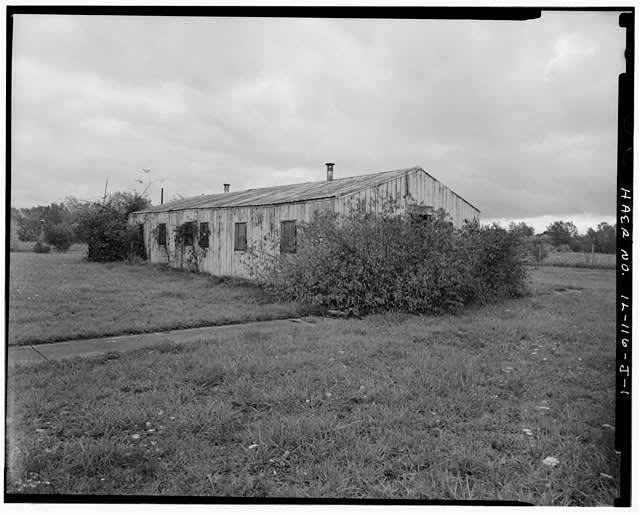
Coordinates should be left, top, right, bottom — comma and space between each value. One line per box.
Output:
325, 162, 335, 181
223, 183, 230, 193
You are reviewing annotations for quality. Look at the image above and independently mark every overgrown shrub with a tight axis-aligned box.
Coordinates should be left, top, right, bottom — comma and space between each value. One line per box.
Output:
75, 192, 150, 262
459, 222, 530, 301
33, 241, 51, 254
247, 209, 530, 316
44, 222, 75, 252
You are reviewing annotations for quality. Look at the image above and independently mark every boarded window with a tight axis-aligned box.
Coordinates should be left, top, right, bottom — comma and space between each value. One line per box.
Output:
183, 222, 196, 246
158, 223, 167, 246
280, 220, 297, 254
234, 222, 247, 251
199, 222, 210, 248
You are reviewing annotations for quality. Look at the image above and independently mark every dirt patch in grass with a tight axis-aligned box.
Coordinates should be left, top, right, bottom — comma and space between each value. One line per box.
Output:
5, 267, 617, 503
8, 252, 303, 346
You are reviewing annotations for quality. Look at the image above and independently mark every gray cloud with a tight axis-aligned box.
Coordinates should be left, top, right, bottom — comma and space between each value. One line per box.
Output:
11, 12, 625, 229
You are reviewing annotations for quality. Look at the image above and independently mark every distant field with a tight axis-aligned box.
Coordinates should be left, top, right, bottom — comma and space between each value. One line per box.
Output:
8, 251, 303, 346
6, 267, 617, 504
9, 241, 88, 253
541, 252, 615, 269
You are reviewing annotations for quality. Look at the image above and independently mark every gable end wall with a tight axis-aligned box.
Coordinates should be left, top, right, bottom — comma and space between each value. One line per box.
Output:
335, 169, 479, 227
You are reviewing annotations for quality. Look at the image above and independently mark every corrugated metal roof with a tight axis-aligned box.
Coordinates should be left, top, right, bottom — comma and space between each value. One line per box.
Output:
133, 166, 478, 214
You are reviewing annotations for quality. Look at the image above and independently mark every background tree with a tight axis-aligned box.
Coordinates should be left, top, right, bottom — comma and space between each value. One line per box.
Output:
587, 222, 616, 254
44, 223, 75, 252
545, 220, 578, 248
508, 221, 535, 239
14, 203, 70, 241
569, 233, 592, 253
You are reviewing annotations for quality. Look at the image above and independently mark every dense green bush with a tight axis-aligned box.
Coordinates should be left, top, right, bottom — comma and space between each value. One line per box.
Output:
459, 222, 530, 301
76, 192, 150, 262
248, 209, 530, 316
44, 222, 75, 252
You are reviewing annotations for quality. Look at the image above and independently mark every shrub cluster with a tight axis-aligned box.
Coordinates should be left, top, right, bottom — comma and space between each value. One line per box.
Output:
248, 209, 530, 316
44, 222, 75, 252
76, 192, 149, 262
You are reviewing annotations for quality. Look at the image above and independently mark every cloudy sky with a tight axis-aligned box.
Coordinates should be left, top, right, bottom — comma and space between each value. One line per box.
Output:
11, 10, 626, 232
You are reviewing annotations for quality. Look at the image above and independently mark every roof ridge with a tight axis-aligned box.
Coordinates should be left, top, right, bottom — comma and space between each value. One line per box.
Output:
132, 166, 424, 214
241, 165, 417, 191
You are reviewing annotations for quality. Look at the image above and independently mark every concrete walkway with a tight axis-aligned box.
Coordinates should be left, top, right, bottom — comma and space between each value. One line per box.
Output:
8, 317, 323, 366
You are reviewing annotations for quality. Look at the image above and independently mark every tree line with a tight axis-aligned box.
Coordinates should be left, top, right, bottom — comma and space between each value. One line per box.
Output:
508, 220, 616, 260
10, 192, 150, 259
10, 193, 616, 259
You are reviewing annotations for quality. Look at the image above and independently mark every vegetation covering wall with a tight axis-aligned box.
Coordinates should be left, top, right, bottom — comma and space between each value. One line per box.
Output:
248, 209, 530, 316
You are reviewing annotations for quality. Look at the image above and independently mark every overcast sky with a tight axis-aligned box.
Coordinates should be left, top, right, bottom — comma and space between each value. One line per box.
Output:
11, 11, 626, 233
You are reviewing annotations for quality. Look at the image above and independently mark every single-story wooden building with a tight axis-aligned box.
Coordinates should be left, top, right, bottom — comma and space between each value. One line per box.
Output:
129, 165, 480, 278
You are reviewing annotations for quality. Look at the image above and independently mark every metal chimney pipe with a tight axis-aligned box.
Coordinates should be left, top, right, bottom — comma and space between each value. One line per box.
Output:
325, 162, 335, 181
223, 183, 230, 193
160, 187, 164, 205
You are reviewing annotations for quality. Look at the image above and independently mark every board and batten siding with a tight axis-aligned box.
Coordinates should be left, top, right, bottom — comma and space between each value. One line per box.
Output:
131, 199, 333, 277
335, 168, 478, 227
130, 168, 478, 278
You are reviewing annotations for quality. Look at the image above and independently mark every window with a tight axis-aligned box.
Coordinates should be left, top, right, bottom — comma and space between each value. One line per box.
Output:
408, 204, 433, 225
157, 223, 167, 246
199, 222, 210, 248
280, 220, 297, 254
234, 222, 247, 251
183, 222, 196, 246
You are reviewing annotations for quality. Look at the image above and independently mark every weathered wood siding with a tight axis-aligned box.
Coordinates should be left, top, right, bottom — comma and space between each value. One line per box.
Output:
131, 199, 333, 278
335, 168, 479, 227
130, 168, 479, 278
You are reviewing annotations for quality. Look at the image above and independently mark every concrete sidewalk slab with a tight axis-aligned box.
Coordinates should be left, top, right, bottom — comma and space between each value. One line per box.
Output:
8, 317, 324, 366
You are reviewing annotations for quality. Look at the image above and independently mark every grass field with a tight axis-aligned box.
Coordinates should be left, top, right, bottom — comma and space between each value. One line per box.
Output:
8, 247, 615, 347
6, 267, 618, 504
8, 250, 303, 346
540, 251, 615, 269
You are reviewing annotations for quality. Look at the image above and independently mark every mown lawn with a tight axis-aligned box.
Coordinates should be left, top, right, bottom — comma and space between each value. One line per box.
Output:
8, 250, 303, 346
6, 267, 618, 504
